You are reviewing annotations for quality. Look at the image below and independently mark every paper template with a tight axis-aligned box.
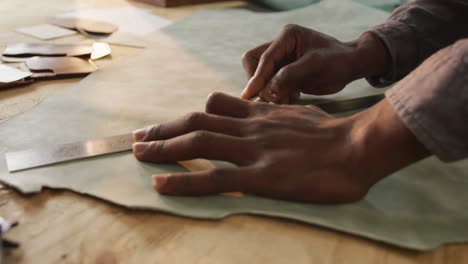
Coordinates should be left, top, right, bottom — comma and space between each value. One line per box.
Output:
56, 7, 172, 36
0, 64, 32, 83
16, 24, 77, 40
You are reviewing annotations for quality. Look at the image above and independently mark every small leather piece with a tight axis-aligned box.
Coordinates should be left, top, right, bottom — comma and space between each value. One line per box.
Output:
90, 43, 111, 60
2, 43, 110, 62
0, 79, 34, 89
3, 43, 93, 57
0, 64, 34, 89
0, 64, 32, 83
48, 17, 77, 29
49, 17, 118, 35
1, 56, 28, 63
24, 57, 97, 78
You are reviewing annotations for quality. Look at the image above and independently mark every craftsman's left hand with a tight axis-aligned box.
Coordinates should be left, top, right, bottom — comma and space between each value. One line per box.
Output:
132, 93, 429, 203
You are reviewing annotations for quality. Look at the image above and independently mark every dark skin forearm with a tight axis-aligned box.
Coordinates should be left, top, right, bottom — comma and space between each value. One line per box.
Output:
348, 32, 390, 80
349, 97, 430, 187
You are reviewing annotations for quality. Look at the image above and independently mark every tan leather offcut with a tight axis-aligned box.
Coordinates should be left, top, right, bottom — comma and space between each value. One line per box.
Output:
24, 56, 97, 78
2, 42, 110, 62
49, 17, 118, 35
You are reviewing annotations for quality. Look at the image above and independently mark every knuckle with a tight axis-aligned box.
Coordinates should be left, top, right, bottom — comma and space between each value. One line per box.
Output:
243, 132, 271, 153
244, 120, 272, 134
150, 141, 165, 155
189, 130, 210, 149
255, 131, 283, 150
241, 50, 253, 62
283, 24, 302, 34
274, 67, 291, 83
184, 112, 206, 127
251, 102, 273, 115
147, 124, 163, 139
205, 92, 223, 111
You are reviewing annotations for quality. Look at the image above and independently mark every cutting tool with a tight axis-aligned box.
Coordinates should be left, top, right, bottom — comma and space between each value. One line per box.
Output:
250, 89, 384, 114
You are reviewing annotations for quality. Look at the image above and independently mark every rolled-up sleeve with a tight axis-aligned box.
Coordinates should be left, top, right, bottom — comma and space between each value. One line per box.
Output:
386, 39, 468, 162
366, 0, 468, 87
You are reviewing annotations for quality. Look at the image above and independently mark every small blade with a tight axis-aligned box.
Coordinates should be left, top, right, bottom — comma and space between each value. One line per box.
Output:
313, 94, 385, 114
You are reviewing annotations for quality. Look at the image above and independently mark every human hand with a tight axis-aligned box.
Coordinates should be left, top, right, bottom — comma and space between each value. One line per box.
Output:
241, 24, 389, 103
132, 93, 428, 203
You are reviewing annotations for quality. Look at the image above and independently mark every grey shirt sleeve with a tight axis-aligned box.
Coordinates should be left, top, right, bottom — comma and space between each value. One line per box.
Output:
385, 39, 468, 162
366, 0, 468, 87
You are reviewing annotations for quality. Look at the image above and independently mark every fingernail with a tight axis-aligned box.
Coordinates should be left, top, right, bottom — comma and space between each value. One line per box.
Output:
132, 142, 149, 157
132, 127, 148, 141
152, 174, 169, 189
241, 86, 249, 98
241, 78, 255, 98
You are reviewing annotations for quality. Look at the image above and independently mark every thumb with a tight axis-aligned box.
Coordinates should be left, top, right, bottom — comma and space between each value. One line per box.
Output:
241, 32, 299, 100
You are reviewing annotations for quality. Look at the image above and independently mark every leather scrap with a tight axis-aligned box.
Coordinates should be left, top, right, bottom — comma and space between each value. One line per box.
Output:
90, 43, 111, 60
2, 42, 110, 62
49, 17, 118, 35
24, 57, 97, 78
3, 43, 92, 57
0, 64, 33, 89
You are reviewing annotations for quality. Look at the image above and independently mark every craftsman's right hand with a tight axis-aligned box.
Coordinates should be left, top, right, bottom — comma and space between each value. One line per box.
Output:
240, 24, 390, 103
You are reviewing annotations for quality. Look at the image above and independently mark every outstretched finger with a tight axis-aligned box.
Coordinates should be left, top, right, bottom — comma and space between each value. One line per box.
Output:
133, 131, 253, 166
205, 92, 252, 118
133, 112, 244, 142
152, 167, 253, 195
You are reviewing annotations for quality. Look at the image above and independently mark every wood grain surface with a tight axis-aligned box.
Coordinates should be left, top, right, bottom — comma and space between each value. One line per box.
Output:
1, 0, 468, 263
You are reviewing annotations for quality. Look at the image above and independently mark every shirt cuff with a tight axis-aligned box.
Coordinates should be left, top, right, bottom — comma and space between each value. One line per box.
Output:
385, 40, 468, 162
366, 20, 419, 87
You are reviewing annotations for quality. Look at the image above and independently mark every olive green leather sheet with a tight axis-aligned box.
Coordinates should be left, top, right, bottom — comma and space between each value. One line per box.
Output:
252, 0, 408, 12
1, 0, 467, 250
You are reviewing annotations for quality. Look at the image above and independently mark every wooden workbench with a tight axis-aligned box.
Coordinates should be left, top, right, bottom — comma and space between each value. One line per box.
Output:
1, 0, 467, 263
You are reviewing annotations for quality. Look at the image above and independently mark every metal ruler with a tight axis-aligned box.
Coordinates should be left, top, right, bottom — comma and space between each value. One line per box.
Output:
251, 93, 385, 114
5, 133, 134, 172
4, 94, 384, 173
312, 93, 384, 114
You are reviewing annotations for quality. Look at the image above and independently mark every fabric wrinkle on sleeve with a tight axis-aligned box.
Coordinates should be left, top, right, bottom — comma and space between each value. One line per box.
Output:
366, 0, 468, 87
386, 39, 468, 162
366, 21, 418, 87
